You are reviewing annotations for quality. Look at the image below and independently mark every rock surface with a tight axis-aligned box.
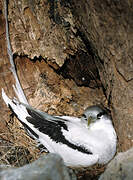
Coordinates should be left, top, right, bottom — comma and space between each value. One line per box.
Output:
99, 148, 133, 180
5, 0, 85, 67
2, 0, 100, 88
0, 153, 76, 180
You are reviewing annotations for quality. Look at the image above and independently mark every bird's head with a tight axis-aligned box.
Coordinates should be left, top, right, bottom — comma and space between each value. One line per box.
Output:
81, 105, 111, 126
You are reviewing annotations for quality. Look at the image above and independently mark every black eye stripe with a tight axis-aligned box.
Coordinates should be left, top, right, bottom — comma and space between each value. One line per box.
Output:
97, 111, 107, 119
82, 114, 87, 120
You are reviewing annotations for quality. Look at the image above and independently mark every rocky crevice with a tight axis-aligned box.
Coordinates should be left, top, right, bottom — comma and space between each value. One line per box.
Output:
0, 0, 133, 179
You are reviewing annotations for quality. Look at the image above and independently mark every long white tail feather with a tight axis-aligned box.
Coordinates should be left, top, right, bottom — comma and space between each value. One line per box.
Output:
4, 0, 28, 105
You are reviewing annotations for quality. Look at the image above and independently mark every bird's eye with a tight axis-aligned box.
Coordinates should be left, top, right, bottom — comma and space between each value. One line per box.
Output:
82, 114, 87, 121
97, 111, 106, 119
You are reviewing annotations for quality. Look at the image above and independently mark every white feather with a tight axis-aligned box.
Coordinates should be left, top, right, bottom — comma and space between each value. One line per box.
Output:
4, 0, 28, 105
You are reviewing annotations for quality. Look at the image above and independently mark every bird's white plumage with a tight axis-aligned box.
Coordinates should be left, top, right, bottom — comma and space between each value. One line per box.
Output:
62, 117, 116, 165
2, 89, 117, 167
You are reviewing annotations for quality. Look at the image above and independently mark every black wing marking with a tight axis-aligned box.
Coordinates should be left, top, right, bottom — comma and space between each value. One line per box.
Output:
26, 107, 92, 155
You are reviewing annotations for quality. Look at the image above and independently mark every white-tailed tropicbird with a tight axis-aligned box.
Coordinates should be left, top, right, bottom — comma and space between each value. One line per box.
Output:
2, 89, 117, 167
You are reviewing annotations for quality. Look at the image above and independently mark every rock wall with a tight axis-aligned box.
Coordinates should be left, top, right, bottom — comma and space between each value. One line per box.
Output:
6, 0, 83, 66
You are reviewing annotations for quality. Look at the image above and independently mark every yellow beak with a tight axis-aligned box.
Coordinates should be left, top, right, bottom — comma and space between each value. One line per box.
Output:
88, 117, 92, 126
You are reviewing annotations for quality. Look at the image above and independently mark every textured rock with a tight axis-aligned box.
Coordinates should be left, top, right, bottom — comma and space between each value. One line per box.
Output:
3, 0, 101, 88
99, 148, 133, 180
0, 153, 76, 180
6, 0, 85, 66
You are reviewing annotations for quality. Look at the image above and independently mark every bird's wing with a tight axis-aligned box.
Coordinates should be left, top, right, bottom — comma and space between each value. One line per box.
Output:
25, 107, 93, 155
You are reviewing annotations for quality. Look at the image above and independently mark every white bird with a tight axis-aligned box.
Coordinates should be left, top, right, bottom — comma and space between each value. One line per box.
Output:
2, 89, 117, 168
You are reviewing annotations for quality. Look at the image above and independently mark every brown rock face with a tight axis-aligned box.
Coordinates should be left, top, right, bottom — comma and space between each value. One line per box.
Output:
6, 0, 84, 66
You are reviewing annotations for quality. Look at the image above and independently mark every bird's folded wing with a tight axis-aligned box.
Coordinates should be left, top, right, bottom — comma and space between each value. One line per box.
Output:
25, 107, 93, 154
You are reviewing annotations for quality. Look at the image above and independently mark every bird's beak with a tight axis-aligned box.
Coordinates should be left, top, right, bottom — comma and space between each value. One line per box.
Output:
88, 117, 92, 126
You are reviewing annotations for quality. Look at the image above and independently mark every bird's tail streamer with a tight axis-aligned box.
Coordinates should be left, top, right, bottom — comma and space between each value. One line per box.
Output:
3, 0, 28, 105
